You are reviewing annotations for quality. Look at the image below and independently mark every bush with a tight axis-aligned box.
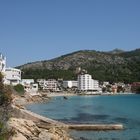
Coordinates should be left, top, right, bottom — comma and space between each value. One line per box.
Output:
14, 84, 25, 95
0, 121, 8, 140
0, 122, 3, 132
0, 73, 12, 106
0, 73, 13, 140
0, 125, 12, 140
0, 88, 12, 106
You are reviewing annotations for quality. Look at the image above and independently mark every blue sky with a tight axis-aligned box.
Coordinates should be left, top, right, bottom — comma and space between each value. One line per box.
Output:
0, 0, 140, 67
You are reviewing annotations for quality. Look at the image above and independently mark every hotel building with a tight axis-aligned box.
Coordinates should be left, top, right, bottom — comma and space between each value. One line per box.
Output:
4, 67, 21, 85
78, 74, 100, 91
0, 53, 21, 86
63, 80, 78, 88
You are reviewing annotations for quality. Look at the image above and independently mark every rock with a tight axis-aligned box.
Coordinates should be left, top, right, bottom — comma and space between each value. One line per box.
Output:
10, 133, 27, 140
7, 117, 73, 140
48, 127, 71, 140
7, 118, 40, 138
39, 130, 55, 140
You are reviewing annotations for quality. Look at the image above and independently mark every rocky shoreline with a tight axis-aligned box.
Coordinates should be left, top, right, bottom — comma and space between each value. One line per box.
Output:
7, 93, 73, 140
6, 93, 124, 140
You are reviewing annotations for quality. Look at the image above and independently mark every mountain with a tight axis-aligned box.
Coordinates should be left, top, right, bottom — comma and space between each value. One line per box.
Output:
108, 48, 125, 54
18, 49, 140, 83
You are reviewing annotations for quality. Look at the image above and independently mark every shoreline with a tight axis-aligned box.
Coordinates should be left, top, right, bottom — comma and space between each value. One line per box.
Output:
24, 93, 124, 129
46, 92, 135, 98
14, 93, 123, 127
46, 92, 77, 97
8, 94, 73, 140
8, 92, 134, 139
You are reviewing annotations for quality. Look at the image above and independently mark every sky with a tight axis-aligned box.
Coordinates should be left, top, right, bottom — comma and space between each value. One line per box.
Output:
0, 0, 140, 67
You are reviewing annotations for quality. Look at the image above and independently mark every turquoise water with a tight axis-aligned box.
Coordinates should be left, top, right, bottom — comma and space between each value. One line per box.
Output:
26, 94, 140, 140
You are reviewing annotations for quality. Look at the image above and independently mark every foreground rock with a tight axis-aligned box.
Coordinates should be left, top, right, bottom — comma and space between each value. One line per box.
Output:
7, 118, 72, 140
6, 94, 73, 140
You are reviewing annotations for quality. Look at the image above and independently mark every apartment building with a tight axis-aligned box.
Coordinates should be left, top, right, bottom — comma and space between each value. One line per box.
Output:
21, 79, 38, 95
0, 53, 21, 86
78, 74, 100, 91
37, 79, 60, 92
63, 80, 78, 88
4, 67, 21, 85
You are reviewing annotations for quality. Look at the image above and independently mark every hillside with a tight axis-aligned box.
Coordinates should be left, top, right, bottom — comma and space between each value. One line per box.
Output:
18, 49, 140, 83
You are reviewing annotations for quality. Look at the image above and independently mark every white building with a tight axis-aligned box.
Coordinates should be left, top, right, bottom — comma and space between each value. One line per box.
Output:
21, 79, 39, 95
0, 53, 22, 86
63, 80, 78, 88
4, 67, 21, 85
21, 79, 34, 85
78, 74, 100, 91
92, 80, 101, 91
37, 79, 46, 89
78, 74, 93, 91
44, 79, 59, 92
37, 79, 59, 92
0, 53, 6, 73
103, 81, 110, 87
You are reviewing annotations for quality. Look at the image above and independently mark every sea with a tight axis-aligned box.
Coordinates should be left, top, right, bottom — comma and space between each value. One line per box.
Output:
26, 94, 140, 140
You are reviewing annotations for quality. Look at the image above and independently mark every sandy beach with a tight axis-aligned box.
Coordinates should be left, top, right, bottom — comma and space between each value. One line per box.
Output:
46, 92, 77, 97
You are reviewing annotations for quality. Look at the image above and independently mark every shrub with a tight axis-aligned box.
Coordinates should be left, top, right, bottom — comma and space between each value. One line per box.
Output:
0, 122, 8, 140
0, 73, 13, 139
0, 85, 12, 106
14, 84, 25, 95
0, 73, 12, 105
0, 122, 3, 132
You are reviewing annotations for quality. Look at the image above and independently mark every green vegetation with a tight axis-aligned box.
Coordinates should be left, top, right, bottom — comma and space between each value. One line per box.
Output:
14, 84, 25, 96
0, 122, 8, 140
0, 74, 12, 106
0, 122, 4, 132
22, 69, 77, 80
0, 130, 12, 140
0, 73, 13, 140
19, 49, 140, 83
21, 62, 140, 83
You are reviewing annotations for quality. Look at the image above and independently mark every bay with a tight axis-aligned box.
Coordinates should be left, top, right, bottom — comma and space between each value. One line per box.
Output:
26, 94, 140, 140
